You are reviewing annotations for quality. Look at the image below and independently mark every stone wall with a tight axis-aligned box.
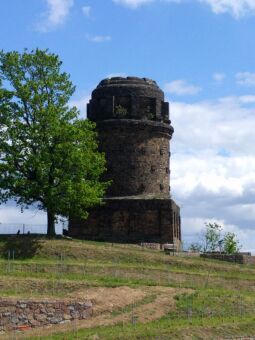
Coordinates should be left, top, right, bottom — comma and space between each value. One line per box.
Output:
200, 253, 255, 265
87, 76, 173, 198
0, 299, 92, 333
69, 76, 181, 246
98, 120, 172, 197
69, 197, 181, 248
140, 242, 161, 250
87, 77, 169, 123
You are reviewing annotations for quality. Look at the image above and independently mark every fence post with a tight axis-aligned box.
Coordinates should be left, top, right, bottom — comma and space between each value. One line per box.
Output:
7, 250, 10, 273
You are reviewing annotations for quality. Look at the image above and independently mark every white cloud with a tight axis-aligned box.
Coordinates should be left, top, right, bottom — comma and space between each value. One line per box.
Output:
171, 96, 255, 156
199, 0, 255, 18
2, 86, 255, 251
113, 0, 182, 8
86, 34, 112, 42
239, 95, 255, 103
113, 0, 255, 18
213, 72, 226, 82
0, 205, 46, 225
182, 216, 255, 253
113, 0, 154, 9
0, 204, 65, 234
236, 72, 255, 86
36, 0, 73, 32
82, 5, 92, 17
69, 94, 91, 118
106, 73, 127, 78
169, 95, 255, 251
164, 80, 201, 96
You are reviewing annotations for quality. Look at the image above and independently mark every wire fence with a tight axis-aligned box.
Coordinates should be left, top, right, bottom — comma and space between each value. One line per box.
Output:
0, 249, 254, 338
0, 222, 65, 235
0, 255, 254, 338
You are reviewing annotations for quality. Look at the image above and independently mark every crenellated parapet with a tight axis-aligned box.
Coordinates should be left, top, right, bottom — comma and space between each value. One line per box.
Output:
87, 77, 170, 123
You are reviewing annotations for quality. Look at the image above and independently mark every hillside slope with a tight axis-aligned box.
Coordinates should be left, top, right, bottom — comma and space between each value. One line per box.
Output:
1, 236, 255, 339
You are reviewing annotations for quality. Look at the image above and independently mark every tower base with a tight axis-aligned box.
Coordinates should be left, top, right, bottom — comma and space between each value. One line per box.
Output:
69, 197, 181, 250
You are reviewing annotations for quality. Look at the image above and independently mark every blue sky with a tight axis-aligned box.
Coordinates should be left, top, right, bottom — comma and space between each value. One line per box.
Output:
1, 0, 255, 251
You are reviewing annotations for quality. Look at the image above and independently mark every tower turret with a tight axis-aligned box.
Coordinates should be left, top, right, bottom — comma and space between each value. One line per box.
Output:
69, 77, 181, 248
87, 77, 173, 197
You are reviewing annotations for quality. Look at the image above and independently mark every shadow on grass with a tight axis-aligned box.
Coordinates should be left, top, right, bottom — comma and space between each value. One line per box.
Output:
0, 235, 42, 259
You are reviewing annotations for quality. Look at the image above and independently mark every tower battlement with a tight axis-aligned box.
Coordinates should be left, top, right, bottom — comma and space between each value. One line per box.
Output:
87, 77, 170, 123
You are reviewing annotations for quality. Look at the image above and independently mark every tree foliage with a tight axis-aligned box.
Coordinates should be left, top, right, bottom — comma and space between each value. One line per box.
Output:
195, 222, 242, 254
0, 49, 109, 236
189, 243, 202, 253
223, 232, 241, 254
203, 222, 222, 252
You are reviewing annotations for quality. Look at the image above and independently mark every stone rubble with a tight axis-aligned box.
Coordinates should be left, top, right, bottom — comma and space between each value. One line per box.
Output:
0, 299, 93, 333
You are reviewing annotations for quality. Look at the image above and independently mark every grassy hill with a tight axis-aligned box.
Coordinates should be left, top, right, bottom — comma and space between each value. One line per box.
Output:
1, 236, 255, 339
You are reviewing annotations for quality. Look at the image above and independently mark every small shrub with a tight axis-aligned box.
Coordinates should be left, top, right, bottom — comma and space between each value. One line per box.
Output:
114, 105, 128, 117
223, 232, 241, 254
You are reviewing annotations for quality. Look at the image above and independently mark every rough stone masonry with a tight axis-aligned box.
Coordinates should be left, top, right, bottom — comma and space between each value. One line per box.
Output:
0, 299, 92, 332
69, 77, 181, 248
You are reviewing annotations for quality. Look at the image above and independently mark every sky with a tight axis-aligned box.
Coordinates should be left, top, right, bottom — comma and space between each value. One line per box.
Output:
0, 0, 255, 251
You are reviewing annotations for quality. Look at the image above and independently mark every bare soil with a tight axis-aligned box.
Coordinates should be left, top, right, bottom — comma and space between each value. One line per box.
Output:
6, 285, 191, 339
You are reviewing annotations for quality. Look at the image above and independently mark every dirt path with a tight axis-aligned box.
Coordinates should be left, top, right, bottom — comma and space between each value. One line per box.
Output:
6, 286, 191, 339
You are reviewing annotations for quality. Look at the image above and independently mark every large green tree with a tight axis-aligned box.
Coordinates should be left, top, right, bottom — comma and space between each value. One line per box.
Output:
0, 49, 109, 236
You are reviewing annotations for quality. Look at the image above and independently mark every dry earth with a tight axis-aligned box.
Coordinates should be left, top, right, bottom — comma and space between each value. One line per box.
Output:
4, 285, 191, 339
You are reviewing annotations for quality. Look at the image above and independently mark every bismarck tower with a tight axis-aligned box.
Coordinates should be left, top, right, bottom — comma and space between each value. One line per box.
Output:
69, 77, 181, 248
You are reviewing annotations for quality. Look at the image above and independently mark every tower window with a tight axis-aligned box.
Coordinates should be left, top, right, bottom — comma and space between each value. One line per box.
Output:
113, 96, 130, 118
139, 97, 156, 119
140, 147, 146, 155
139, 184, 145, 193
151, 165, 156, 173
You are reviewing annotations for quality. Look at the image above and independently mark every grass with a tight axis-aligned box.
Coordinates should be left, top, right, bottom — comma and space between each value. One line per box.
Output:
1, 236, 255, 339
110, 294, 158, 317
42, 316, 255, 340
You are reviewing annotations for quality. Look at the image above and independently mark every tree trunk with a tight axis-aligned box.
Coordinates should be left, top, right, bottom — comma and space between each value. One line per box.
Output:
47, 210, 56, 237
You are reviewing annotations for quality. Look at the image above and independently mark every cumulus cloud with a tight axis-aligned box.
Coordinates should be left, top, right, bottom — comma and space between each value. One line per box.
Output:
86, 34, 112, 42
69, 94, 91, 118
171, 96, 255, 154
164, 80, 201, 96
113, 0, 182, 9
199, 0, 255, 18
182, 216, 255, 253
213, 72, 226, 82
113, 0, 154, 9
113, 0, 184, 8
0, 204, 47, 234
36, 0, 73, 32
113, 0, 255, 18
239, 95, 255, 103
0, 204, 46, 224
106, 73, 127, 78
236, 72, 255, 86
82, 5, 92, 17
169, 95, 255, 250
0, 204, 65, 234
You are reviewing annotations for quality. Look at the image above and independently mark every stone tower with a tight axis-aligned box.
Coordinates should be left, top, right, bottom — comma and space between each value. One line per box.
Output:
69, 77, 181, 248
